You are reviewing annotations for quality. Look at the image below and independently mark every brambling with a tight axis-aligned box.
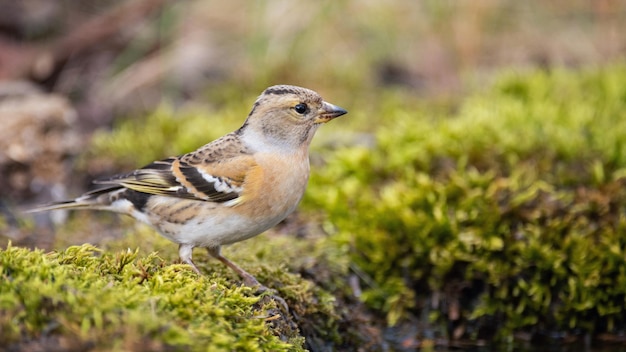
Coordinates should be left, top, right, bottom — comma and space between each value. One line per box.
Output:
31, 85, 347, 289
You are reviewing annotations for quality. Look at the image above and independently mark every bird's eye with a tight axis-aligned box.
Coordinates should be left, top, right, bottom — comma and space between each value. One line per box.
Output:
294, 103, 308, 115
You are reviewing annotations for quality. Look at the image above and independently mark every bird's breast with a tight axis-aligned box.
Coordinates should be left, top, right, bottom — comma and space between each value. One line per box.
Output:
239, 151, 310, 221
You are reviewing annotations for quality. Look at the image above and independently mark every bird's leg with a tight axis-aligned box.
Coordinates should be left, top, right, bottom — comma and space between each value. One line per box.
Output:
206, 246, 263, 289
206, 246, 290, 313
179, 244, 202, 275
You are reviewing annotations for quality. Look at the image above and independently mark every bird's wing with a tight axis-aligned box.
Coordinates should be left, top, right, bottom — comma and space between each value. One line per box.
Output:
94, 136, 255, 204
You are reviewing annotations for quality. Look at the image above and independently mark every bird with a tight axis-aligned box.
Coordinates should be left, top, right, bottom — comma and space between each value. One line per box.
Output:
30, 85, 347, 290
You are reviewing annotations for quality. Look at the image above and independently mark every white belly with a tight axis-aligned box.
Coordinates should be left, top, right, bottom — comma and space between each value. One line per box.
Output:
155, 208, 287, 248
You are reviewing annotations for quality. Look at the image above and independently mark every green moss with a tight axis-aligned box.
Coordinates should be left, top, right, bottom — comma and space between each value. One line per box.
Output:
304, 64, 626, 338
0, 242, 305, 350
1, 212, 359, 350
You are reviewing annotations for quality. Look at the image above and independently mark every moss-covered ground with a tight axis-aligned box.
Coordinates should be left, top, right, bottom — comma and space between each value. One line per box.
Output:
3, 64, 626, 350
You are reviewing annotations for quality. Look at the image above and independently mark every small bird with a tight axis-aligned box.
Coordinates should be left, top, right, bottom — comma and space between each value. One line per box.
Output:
31, 85, 347, 289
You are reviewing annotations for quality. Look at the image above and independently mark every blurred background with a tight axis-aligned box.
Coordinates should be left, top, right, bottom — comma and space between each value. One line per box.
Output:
2, 0, 626, 350
1, 0, 623, 121
1, 0, 624, 208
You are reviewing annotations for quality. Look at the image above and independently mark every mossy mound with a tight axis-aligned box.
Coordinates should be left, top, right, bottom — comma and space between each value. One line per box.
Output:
0, 243, 305, 351
305, 64, 626, 341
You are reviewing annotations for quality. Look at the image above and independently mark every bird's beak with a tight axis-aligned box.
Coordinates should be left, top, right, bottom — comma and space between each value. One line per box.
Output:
315, 101, 348, 123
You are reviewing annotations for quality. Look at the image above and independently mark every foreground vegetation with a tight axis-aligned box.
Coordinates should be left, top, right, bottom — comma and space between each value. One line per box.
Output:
3, 64, 626, 349
0, 226, 346, 351
1, 243, 301, 351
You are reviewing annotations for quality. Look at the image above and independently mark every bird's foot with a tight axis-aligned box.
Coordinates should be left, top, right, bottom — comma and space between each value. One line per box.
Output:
258, 290, 289, 314
204, 247, 290, 312
240, 274, 289, 313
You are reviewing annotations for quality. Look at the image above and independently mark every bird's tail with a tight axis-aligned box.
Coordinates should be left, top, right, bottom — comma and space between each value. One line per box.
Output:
26, 186, 125, 213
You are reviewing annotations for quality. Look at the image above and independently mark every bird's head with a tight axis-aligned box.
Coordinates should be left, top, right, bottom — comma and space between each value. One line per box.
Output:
239, 85, 347, 150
